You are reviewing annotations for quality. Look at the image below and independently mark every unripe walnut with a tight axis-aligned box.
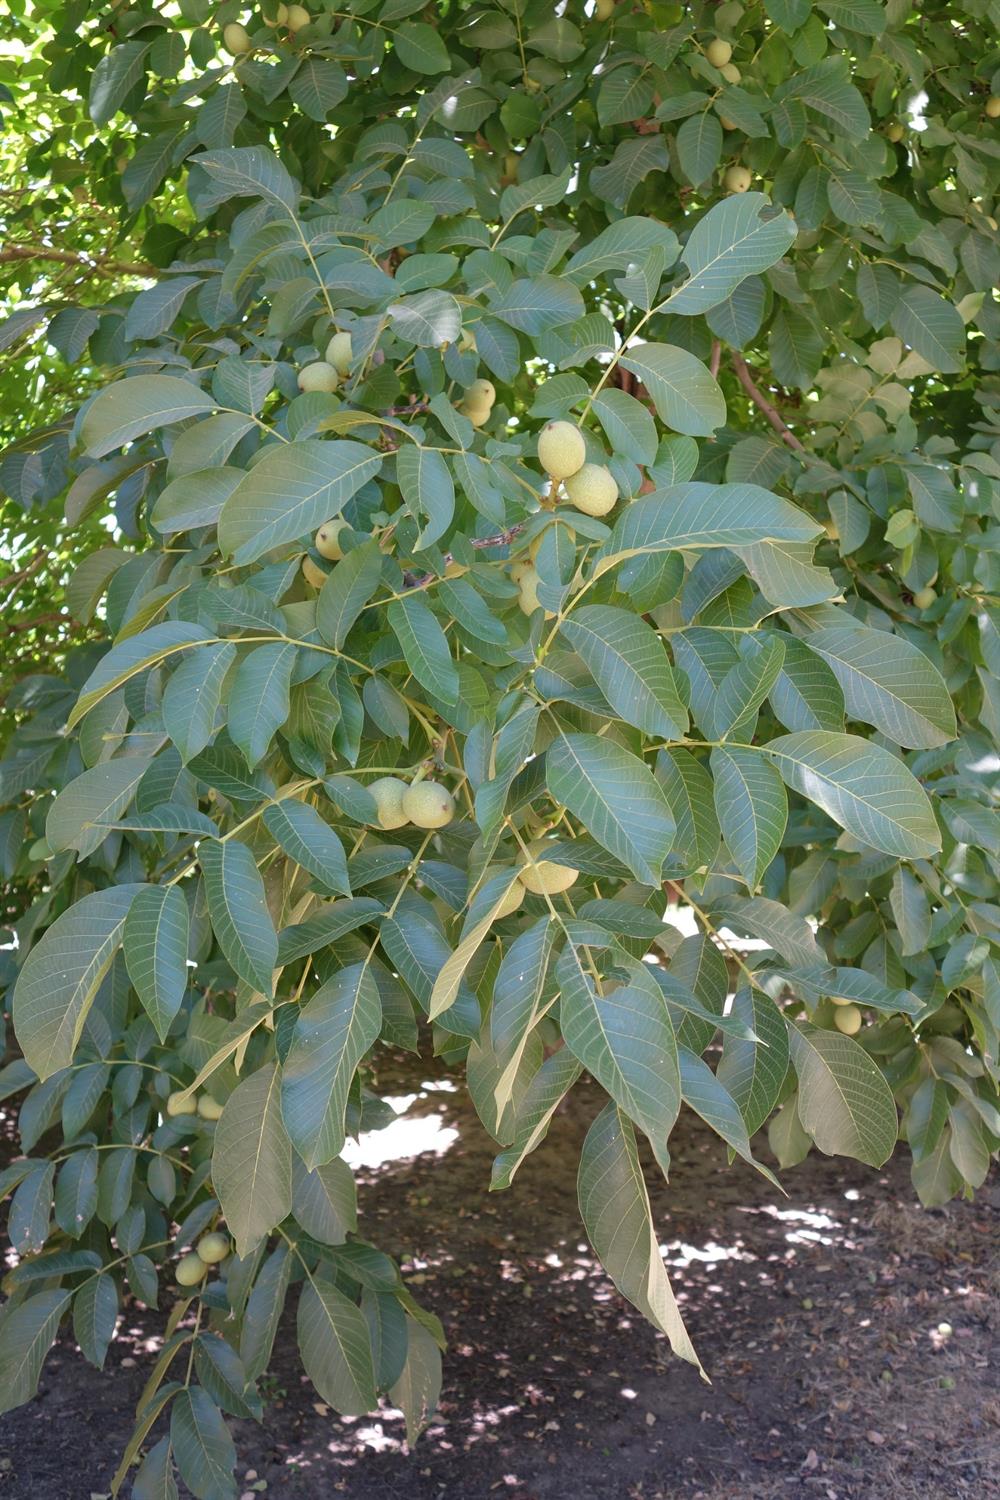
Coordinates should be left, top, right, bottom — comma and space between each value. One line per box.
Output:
986, 96, 1000, 118
517, 839, 579, 894
720, 62, 741, 83
325, 330, 353, 374
223, 22, 252, 54
197, 1094, 224, 1120
516, 566, 554, 619
461, 400, 493, 428
264, 2, 289, 24
886, 122, 905, 142
176, 1252, 208, 1286
595, 0, 615, 16
914, 586, 937, 609
301, 556, 327, 589
285, 3, 310, 29
314, 519, 346, 559
834, 1004, 862, 1035
297, 360, 338, 393
537, 420, 586, 480
402, 781, 455, 829
464, 378, 496, 408
706, 37, 732, 67
493, 880, 524, 918
565, 463, 618, 517
368, 776, 410, 830
196, 1232, 230, 1264
724, 164, 752, 193
166, 1090, 196, 1117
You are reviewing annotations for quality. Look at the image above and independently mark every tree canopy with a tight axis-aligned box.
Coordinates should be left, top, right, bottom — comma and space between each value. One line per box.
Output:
1, 0, 999, 1491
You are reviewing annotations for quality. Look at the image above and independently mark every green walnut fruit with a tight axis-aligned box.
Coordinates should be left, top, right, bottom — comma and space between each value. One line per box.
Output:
565, 463, 618, 517
314, 518, 346, 559
706, 37, 733, 67
196, 1232, 230, 1265
297, 360, 339, 393
223, 22, 252, 53
461, 400, 493, 428
595, 0, 615, 17
509, 558, 535, 584
369, 776, 410, 830
833, 1004, 862, 1035
886, 122, 905, 142
986, 96, 1000, 118
325, 330, 353, 374
914, 586, 937, 609
197, 1094, 224, 1120
538, 420, 586, 480
285, 2, 310, 28
465, 378, 496, 408
402, 781, 455, 829
494, 880, 525, 918
176, 1253, 208, 1286
516, 566, 555, 619
458, 327, 477, 353
724, 164, 752, 193
264, 2, 288, 24
166, 1090, 196, 1117
719, 114, 738, 131
301, 556, 327, 589
517, 839, 579, 895
720, 62, 741, 83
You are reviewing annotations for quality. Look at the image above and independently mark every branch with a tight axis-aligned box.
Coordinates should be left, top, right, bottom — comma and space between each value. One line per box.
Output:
709, 339, 721, 379
730, 352, 806, 453
0, 246, 152, 277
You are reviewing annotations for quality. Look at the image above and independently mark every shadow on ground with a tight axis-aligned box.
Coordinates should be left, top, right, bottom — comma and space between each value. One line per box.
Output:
1, 1056, 997, 1500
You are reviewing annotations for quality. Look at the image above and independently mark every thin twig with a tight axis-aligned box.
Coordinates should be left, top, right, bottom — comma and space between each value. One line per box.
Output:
709, 338, 722, 378
731, 351, 806, 453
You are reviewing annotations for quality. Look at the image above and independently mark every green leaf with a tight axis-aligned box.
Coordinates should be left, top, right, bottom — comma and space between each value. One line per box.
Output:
132, 1436, 178, 1500
218, 440, 382, 565
79, 375, 217, 458
559, 946, 680, 1155
194, 145, 299, 214
714, 637, 786, 738
73, 1274, 118, 1370
288, 57, 349, 119
263, 799, 350, 895
490, 276, 585, 334
387, 593, 459, 705
716, 986, 789, 1134
212, 1062, 292, 1260
559, 605, 687, 738
89, 40, 150, 125
678, 1047, 779, 1185
676, 111, 723, 185
390, 1319, 442, 1443
13, 885, 142, 1080
578, 1104, 703, 1374
46, 757, 150, 859
298, 1277, 377, 1415
890, 284, 965, 373
395, 19, 451, 72
764, 731, 940, 858
602, 485, 821, 571
396, 446, 455, 550
151, 468, 244, 536
619, 343, 725, 436
564, 217, 679, 285
387, 290, 461, 346
801, 625, 956, 749
199, 840, 278, 994
281, 963, 382, 1169
591, 388, 658, 465
170, 1387, 237, 1500
291, 1156, 356, 1244
228, 643, 296, 768
668, 193, 797, 315
123, 885, 190, 1042
316, 541, 384, 649
0, 1290, 70, 1417
162, 642, 236, 762
711, 746, 787, 890
68, 622, 215, 729
546, 731, 675, 886
787, 1021, 898, 1167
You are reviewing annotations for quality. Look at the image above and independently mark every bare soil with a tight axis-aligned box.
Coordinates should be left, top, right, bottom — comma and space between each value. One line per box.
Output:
1, 1056, 997, 1500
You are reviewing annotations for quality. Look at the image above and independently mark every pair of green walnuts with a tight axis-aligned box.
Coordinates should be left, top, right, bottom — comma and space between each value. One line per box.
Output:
176, 1231, 232, 1286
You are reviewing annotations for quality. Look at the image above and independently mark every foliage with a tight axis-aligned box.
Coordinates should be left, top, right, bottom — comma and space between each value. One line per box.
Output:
2, 0, 1000, 1490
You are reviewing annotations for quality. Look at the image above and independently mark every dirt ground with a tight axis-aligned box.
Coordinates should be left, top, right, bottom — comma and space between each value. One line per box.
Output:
1, 1056, 997, 1500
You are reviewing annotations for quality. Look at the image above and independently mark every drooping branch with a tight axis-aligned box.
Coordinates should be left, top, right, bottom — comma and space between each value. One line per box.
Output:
730, 351, 806, 453
0, 245, 152, 276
